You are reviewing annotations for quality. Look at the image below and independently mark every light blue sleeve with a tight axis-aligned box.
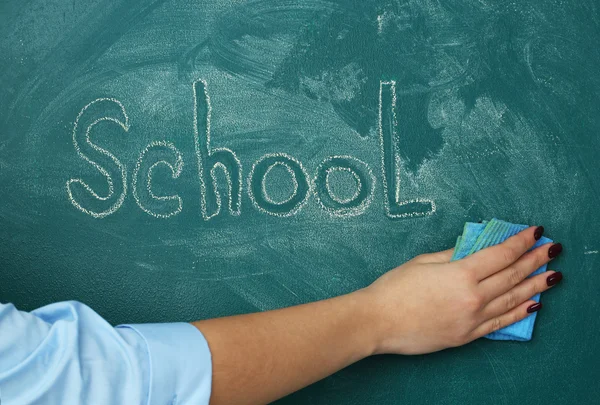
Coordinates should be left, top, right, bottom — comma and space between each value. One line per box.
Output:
0, 301, 212, 405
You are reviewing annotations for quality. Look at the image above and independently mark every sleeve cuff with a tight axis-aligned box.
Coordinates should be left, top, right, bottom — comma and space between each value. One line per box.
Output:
117, 322, 212, 405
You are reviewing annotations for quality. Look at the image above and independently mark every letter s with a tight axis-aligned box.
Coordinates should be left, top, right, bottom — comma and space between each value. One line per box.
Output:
66, 98, 129, 218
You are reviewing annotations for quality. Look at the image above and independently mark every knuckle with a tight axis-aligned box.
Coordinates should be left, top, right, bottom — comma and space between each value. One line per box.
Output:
500, 249, 513, 264
524, 250, 545, 271
457, 263, 477, 283
465, 292, 484, 311
507, 267, 523, 286
502, 244, 520, 264
475, 293, 486, 308
505, 291, 518, 310
491, 317, 503, 333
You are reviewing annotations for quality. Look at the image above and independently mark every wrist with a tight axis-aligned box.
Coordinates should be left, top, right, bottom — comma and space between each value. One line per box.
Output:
344, 288, 384, 359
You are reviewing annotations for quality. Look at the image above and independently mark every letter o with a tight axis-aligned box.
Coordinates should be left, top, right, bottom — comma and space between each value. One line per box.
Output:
314, 156, 375, 217
248, 153, 311, 217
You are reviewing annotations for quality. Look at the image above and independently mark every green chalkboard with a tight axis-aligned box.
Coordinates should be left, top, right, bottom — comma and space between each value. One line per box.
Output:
1, 0, 599, 403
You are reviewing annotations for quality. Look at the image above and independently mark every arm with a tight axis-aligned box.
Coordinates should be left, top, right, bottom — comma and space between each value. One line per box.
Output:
193, 226, 563, 405
0, 227, 562, 405
192, 289, 377, 405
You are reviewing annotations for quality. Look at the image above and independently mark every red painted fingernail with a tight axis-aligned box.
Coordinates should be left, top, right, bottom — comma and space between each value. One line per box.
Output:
527, 303, 542, 313
547, 271, 563, 286
548, 243, 563, 258
534, 226, 544, 240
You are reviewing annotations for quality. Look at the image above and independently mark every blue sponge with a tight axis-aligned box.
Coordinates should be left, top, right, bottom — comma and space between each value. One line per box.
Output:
451, 218, 552, 341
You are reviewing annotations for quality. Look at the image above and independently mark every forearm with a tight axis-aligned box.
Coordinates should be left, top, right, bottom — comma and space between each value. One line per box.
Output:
191, 289, 379, 405
189, 227, 562, 404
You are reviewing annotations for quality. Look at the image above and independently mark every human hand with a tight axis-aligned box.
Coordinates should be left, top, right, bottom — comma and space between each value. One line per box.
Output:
362, 226, 563, 355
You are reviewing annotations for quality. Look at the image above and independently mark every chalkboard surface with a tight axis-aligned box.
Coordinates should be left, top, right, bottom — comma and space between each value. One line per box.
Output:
1, 1, 599, 403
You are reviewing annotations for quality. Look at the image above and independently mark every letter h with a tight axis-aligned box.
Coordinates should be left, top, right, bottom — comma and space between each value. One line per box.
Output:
193, 80, 242, 220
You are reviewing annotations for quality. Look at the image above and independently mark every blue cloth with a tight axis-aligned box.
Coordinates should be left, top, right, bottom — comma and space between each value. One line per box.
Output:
0, 301, 212, 404
451, 218, 552, 341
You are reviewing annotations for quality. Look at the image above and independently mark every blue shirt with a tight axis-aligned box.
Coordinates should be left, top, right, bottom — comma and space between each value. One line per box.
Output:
0, 301, 212, 404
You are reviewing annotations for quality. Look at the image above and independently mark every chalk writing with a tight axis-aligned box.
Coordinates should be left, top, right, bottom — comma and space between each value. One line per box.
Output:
67, 80, 435, 220
194, 79, 243, 220
66, 98, 129, 218
314, 156, 375, 217
132, 141, 184, 218
379, 81, 436, 218
248, 153, 311, 217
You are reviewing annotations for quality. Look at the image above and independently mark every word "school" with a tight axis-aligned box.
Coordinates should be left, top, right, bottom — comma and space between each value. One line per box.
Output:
67, 80, 435, 220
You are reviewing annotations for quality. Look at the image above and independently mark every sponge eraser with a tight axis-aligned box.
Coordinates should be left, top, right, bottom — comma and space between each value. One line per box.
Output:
451, 218, 552, 341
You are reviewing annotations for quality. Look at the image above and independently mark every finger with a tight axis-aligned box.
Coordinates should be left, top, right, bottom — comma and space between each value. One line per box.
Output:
463, 226, 543, 281
479, 242, 559, 299
482, 270, 561, 318
472, 299, 542, 339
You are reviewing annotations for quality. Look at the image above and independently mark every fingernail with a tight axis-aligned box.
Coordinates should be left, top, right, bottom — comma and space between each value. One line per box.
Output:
534, 226, 544, 240
548, 243, 563, 258
547, 271, 563, 286
527, 302, 542, 313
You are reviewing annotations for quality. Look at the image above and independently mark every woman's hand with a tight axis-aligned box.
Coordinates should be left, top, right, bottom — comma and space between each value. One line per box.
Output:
195, 226, 563, 405
363, 226, 563, 355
